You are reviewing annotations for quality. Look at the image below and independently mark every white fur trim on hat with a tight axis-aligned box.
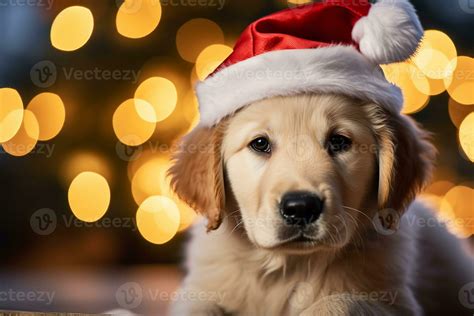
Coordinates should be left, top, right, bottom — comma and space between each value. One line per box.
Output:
196, 45, 402, 127
352, 0, 424, 64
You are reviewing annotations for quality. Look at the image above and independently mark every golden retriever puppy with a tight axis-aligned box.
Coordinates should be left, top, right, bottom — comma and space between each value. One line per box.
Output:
169, 94, 473, 315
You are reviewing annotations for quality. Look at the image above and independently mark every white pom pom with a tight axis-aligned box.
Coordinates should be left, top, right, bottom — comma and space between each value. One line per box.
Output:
352, 0, 423, 64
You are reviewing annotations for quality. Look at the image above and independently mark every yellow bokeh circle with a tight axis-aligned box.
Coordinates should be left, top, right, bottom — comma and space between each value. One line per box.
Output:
0, 88, 24, 143
413, 30, 457, 79
113, 99, 156, 146
424, 180, 455, 197
426, 78, 446, 96
131, 156, 197, 231
381, 62, 430, 114
62, 151, 112, 187
444, 56, 474, 105
131, 157, 171, 205
116, 0, 161, 39
68, 171, 111, 222
439, 186, 474, 238
459, 112, 474, 162
176, 19, 225, 63
136, 195, 180, 244
288, 0, 313, 5
2, 110, 39, 157
51, 6, 94, 51
195, 44, 233, 80
27, 93, 65, 141
182, 91, 200, 132
134, 77, 177, 122
448, 98, 474, 128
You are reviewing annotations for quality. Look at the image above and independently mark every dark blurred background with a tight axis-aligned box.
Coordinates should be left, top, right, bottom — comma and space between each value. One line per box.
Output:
0, 0, 473, 314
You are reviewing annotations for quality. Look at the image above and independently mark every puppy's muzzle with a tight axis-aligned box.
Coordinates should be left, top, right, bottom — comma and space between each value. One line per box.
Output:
279, 191, 324, 226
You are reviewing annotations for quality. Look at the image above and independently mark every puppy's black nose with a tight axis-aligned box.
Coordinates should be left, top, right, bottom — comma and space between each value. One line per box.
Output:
280, 191, 324, 226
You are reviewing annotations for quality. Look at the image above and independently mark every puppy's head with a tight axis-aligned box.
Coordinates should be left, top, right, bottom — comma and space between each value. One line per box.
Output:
169, 94, 435, 253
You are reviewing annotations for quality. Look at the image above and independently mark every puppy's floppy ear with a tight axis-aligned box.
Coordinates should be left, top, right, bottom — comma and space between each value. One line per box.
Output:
372, 109, 436, 212
168, 124, 226, 231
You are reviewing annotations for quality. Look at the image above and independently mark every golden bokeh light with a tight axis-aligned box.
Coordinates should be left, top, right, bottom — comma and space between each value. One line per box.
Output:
424, 180, 455, 197
27, 93, 65, 141
172, 193, 197, 231
139, 58, 188, 97
68, 171, 111, 222
51, 6, 94, 51
0, 88, 24, 143
131, 156, 171, 205
176, 19, 225, 63
161, 164, 198, 231
113, 99, 156, 146
381, 62, 430, 114
413, 30, 457, 80
439, 186, 474, 238
2, 110, 39, 157
190, 65, 199, 86
116, 0, 161, 39
127, 149, 158, 180
134, 77, 177, 122
459, 112, 474, 162
182, 91, 200, 132
130, 154, 197, 231
425, 78, 446, 96
448, 98, 474, 128
62, 151, 112, 185
136, 195, 180, 244
444, 56, 474, 105
288, 0, 313, 5
195, 44, 233, 80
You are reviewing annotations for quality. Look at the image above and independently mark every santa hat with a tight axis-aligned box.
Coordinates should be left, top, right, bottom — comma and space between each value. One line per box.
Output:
196, 0, 424, 127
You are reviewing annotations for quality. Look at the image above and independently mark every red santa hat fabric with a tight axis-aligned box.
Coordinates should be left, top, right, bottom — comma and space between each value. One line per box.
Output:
196, 0, 424, 126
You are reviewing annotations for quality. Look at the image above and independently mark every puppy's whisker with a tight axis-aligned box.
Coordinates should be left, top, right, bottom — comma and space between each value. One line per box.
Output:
328, 223, 338, 245
229, 219, 244, 235
345, 215, 364, 247
342, 205, 372, 222
225, 209, 242, 219
340, 212, 366, 249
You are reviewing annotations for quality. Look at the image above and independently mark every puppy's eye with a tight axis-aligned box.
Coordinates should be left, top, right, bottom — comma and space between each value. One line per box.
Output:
327, 134, 352, 155
249, 137, 272, 154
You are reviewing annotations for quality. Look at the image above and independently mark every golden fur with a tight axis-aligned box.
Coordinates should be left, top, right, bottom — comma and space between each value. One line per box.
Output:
169, 94, 473, 315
